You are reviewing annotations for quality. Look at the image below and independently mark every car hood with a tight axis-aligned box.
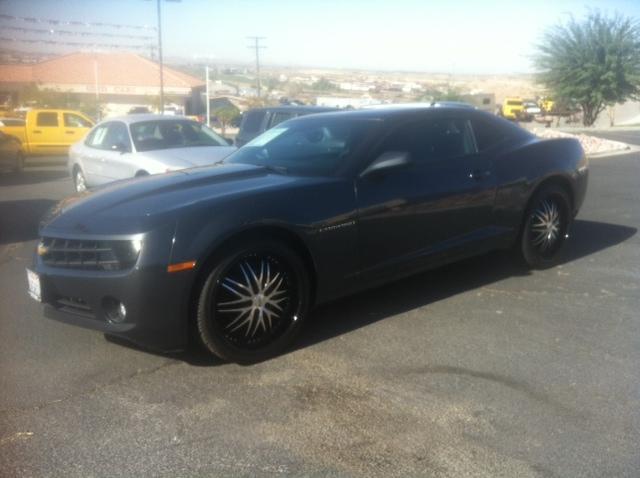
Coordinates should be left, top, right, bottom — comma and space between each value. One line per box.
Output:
40, 162, 300, 235
136, 145, 237, 168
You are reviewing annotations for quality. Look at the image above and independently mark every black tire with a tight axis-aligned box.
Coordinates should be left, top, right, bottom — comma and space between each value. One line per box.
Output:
196, 239, 310, 363
13, 151, 24, 173
519, 184, 571, 269
73, 166, 88, 193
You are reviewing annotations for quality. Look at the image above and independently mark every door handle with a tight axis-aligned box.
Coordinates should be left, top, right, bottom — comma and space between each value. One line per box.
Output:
32, 130, 42, 134
469, 169, 490, 181
65, 131, 75, 134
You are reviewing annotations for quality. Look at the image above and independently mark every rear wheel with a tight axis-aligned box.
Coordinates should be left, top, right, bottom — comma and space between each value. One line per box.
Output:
73, 167, 87, 192
196, 239, 310, 363
519, 184, 571, 269
12, 151, 24, 173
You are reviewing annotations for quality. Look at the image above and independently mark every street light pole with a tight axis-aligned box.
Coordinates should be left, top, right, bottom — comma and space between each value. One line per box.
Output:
157, 0, 164, 114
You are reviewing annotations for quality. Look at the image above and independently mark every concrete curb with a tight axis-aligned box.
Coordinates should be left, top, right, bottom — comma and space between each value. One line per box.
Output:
587, 145, 640, 159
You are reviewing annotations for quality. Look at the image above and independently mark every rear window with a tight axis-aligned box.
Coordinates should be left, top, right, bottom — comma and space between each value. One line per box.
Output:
241, 110, 266, 134
130, 120, 227, 152
37, 112, 58, 127
506, 100, 523, 106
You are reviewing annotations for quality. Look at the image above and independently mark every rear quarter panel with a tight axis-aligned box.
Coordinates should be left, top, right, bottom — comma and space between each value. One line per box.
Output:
492, 136, 587, 236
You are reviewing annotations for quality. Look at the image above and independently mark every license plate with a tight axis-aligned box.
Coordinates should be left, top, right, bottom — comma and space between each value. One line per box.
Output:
26, 268, 41, 302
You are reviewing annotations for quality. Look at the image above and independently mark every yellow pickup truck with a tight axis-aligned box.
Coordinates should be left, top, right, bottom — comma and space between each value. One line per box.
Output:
499, 97, 525, 120
0, 109, 94, 156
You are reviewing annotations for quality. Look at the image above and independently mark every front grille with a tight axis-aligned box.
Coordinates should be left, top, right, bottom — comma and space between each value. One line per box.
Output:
39, 237, 140, 271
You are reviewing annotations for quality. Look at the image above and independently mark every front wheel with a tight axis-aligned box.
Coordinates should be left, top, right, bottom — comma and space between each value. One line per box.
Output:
196, 239, 310, 363
519, 185, 571, 269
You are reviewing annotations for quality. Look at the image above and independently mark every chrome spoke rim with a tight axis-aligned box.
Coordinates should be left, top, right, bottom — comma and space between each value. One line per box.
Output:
76, 172, 86, 192
531, 199, 561, 252
215, 256, 291, 346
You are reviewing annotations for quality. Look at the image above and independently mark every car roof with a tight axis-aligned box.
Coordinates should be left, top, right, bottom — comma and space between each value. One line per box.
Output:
289, 103, 486, 123
248, 106, 339, 114
97, 114, 198, 125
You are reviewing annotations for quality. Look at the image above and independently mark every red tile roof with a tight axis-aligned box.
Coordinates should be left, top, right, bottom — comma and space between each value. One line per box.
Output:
0, 64, 33, 82
0, 52, 203, 89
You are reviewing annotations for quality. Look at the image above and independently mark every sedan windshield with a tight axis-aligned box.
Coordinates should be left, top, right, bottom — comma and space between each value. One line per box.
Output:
224, 118, 374, 176
130, 120, 228, 152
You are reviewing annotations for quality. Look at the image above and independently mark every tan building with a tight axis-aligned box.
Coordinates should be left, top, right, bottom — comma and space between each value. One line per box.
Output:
0, 51, 203, 117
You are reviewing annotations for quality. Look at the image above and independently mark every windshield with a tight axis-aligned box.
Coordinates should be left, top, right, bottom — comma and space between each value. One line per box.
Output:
225, 118, 373, 176
130, 120, 227, 152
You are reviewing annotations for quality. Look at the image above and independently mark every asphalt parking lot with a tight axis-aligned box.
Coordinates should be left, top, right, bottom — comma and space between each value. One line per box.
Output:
1, 151, 639, 477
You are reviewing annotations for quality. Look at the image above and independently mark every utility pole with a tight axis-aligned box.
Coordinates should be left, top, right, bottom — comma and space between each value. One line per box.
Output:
205, 65, 210, 127
247, 36, 266, 98
157, 0, 164, 113
93, 59, 100, 121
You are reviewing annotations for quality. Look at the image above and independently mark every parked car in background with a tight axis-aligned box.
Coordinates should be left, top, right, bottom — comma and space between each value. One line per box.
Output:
235, 105, 338, 146
68, 114, 236, 192
127, 106, 152, 115
539, 97, 555, 114
33, 106, 588, 363
0, 129, 24, 172
523, 100, 542, 119
0, 109, 94, 156
499, 97, 525, 121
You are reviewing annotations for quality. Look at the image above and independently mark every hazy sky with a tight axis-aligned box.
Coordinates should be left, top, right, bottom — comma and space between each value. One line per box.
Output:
2, 0, 640, 74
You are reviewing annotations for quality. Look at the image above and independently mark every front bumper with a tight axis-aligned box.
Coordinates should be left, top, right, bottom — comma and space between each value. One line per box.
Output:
33, 227, 194, 352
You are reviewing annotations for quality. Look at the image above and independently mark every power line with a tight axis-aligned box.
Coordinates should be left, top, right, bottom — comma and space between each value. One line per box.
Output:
0, 13, 157, 31
247, 36, 266, 98
0, 36, 153, 51
2, 25, 154, 40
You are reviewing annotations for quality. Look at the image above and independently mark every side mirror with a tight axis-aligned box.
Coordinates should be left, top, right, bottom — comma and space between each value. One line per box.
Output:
111, 142, 129, 154
360, 151, 411, 178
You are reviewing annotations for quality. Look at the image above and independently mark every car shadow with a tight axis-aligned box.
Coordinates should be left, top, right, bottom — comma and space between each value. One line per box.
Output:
295, 219, 637, 353
0, 168, 69, 187
0, 199, 59, 244
103, 219, 636, 366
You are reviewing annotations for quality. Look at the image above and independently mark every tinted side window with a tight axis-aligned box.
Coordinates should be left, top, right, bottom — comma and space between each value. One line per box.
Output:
471, 118, 507, 151
380, 118, 475, 163
269, 112, 293, 128
241, 110, 266, 134
64, 113, 92, 128
37, 112, 59, 127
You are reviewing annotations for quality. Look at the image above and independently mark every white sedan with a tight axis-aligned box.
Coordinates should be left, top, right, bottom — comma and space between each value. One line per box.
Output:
68, 114, 236, 192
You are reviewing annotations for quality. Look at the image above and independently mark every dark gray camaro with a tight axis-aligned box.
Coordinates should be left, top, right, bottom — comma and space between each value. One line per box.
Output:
28, 106, 588, 363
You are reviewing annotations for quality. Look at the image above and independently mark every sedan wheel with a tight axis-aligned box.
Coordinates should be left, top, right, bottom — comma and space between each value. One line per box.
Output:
13, 151, 24, 173
520, 185, 570, 268
196, 240, 310, 363
74, 168, 87, 193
